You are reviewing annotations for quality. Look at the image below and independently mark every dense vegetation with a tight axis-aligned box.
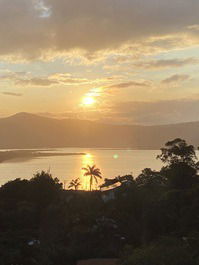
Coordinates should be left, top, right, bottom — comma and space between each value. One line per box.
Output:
0, 138, 199, 265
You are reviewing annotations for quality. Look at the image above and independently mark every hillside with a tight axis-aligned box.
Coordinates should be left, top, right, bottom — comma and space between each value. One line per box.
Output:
0, 112, 199, 149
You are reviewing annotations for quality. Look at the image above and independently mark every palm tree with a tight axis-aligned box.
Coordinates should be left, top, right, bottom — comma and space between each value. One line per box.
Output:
82, 165, 102, 191
68, 178, 81, 190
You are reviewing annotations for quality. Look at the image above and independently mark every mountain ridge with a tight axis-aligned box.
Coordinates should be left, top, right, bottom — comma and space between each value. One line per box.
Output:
8, 112, 199, 128
0, 112, 199, 149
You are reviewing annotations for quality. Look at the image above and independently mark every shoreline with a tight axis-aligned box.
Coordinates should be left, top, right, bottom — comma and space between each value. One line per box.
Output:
0, 150, 86, 163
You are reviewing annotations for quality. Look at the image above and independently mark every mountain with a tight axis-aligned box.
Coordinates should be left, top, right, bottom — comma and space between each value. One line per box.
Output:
0, 112, 199, 149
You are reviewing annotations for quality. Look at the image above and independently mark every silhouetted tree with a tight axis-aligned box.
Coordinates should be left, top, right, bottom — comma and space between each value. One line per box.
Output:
121, 237, 197, 265
29, 171, 62, 207
157, 139, 199, 189
68, 178, 81, 190
0, 178, 29, 207
82, 165, 102, 191
157, 138, 198, 168
136, 168, 166, 187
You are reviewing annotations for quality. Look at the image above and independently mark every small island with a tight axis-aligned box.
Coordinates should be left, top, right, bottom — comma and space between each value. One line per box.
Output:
0, 150, 86, 163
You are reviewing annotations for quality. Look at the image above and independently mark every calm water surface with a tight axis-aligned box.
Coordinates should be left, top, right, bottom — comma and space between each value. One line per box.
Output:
0, 148, 197, 189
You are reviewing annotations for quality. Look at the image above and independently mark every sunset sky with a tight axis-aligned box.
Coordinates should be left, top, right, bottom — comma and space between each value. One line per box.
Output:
1, 0, 199, 124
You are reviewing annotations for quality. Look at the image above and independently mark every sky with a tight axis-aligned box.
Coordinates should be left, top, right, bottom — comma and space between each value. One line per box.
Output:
0, 0, 199, 125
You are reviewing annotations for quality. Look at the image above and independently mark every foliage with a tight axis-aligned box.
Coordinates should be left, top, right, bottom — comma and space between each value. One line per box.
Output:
161, 162, 198, 189
121, 237, 197, 265
82, 165, 102, 191
68, 178, 81, 190
157, 138, 199, 189
157, 138, 198, 168
0, 139, 199, 264
29, 171, 62, 207
136, 168, 166, 187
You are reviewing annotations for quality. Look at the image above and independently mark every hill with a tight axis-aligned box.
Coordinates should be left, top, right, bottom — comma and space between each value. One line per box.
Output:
0, 112, 199, 149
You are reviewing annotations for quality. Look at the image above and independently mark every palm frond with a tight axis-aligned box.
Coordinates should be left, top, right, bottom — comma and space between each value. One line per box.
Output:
82, 167, 89, 171
82, 171, 89, 176
94, 176, 98, 183
82, 165, 102, 190
93, 169, 101, 175
91, 165, 96, 170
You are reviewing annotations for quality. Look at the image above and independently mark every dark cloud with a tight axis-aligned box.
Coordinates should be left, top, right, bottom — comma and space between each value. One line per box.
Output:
0, 0, 199, 60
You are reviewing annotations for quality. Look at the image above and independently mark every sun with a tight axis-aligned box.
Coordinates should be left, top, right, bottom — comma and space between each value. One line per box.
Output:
82, 96, 96, 106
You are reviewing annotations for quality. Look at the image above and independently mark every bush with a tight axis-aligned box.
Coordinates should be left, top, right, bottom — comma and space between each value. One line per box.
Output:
121, 237, 196, 265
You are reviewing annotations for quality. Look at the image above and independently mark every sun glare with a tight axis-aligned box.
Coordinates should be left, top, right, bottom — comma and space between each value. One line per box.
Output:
82, 96, 96, 106
81, 153, 94, 190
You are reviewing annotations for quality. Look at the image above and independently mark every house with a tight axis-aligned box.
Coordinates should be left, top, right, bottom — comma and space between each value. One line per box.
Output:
101, 188, 116, 202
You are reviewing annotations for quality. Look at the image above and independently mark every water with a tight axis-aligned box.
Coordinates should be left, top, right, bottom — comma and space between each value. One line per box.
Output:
0, 148, 165, 188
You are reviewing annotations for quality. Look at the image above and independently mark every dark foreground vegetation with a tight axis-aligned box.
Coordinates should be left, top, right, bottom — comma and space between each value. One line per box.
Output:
0, 138, 199, 265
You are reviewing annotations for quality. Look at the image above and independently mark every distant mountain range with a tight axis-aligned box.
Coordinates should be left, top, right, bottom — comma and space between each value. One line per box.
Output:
0, 112, 199, 149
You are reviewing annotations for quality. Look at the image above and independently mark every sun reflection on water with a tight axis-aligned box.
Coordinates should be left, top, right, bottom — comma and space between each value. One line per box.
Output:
81, 153, 94, 190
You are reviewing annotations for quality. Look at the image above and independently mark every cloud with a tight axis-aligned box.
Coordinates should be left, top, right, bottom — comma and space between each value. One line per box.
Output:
16, 78, 58, 86
162, 74, 190, 84
2, 92, 23, 97
0, 72, 57, 87
187, 24, 199, 31
133, 58, 198, 70
108, 81, 151, 89
0, 0, 199, 60
0, 71, 101, 87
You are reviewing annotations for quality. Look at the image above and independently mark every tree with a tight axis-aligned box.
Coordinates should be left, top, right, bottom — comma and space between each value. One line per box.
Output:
157, 138, 198, 168
82, 165, 102, 191
0, 178, 29, 206
136, 168, 166, 187
29, 171, 62, 207
121, 237, 196, 265
161, 163, 198, 189
157, 139, 199, 189
68, 178, 81, 190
